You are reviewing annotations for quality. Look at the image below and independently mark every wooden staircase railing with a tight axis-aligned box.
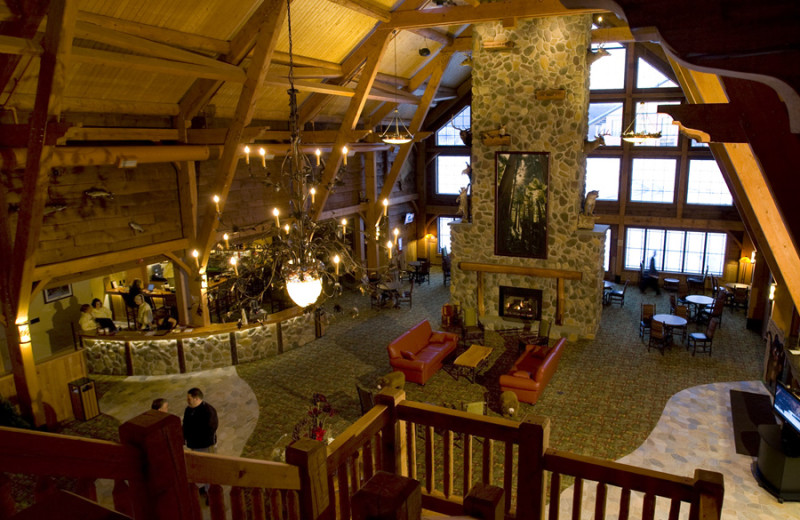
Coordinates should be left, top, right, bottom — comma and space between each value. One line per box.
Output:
0, 388, 724, 520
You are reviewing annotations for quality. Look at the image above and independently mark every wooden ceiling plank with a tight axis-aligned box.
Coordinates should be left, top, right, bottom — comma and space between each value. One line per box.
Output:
32, 238, 190, 281
71, 47, 247, 83
74, 20, 237, 73
324, 0, 391, 23
7, 93, 180, 116
312, 28, 393, 219
372, 51, 451, 225
196, 0, 288, 267
76, 10, 230, 55
386, 0, 599, 30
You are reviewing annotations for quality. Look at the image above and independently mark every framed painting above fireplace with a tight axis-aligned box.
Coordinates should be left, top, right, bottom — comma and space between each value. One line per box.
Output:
495, 151, 549, 258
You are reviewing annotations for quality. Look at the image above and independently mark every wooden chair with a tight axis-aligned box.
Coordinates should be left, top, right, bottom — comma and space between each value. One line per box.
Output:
688, 318, 718, 356
397, 279, 414, 308
687, 267, 708, 295
669, 294, 677, 314
441, 255, 451, 286
460, 307, 485, 347
730, 286, 749, 311
607, 280, 628, 306
672, 305, 689, 343
639, 303, 655, 339
517, 319, 551, 353
697, 294, 725, 328
415, 259, 431, 284
648, 320, 667, 354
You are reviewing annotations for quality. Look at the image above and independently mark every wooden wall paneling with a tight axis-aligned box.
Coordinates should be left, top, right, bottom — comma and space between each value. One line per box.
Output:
36, 349, 87, 424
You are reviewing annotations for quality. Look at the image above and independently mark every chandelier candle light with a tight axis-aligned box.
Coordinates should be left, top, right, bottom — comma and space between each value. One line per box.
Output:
381, 30, 414, 145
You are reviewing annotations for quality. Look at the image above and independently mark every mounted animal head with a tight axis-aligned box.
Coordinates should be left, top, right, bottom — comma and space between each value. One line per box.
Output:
583, 130, 612, 154
586, 45, 611, 66
451, 120, 472, 146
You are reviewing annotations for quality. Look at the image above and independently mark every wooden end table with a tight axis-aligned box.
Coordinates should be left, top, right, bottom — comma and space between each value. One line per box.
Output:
453, 344, 493, 383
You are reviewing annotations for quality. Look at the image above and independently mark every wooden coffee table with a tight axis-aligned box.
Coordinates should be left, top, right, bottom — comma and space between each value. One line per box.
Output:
453, 344, 493, 383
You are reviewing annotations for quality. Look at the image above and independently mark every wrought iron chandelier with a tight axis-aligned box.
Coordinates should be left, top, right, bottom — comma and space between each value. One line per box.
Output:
380, 30, 414, 145
621, 101, 662, 144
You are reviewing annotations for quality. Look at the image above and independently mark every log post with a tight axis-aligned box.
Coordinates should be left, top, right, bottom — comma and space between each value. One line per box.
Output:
689, 469, 724, 520
516, 415, 549, 520
375, 387, 406, 475
118, 410, 195, 520
285, 438, 329, 520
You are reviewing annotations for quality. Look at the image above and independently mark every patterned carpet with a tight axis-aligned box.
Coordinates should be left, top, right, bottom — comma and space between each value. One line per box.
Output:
48, 273, 766, 509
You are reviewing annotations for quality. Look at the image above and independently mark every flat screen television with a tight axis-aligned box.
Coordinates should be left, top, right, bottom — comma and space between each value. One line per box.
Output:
774, 383, 800, 441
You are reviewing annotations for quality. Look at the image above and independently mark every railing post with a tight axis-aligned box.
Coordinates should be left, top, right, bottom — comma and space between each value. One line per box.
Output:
689, 469, 724, 520
516, 415, 549, 520
118, 410, 196, 520
286, 438, 329, 520
375, 387, 406, 475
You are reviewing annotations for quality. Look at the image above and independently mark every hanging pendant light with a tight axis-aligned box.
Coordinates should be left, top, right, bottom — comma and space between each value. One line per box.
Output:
381, 30, 414, 145
621, 101, 662, 144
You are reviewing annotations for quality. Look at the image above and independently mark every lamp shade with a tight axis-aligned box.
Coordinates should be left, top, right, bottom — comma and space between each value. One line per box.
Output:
286, 272, 322, 307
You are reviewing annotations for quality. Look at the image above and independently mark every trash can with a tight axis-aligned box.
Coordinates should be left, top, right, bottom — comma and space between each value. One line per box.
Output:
68, 378, 99, 421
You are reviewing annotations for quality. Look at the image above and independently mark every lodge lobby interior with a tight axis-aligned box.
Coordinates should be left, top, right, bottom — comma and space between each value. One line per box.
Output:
2, 1, 800, 519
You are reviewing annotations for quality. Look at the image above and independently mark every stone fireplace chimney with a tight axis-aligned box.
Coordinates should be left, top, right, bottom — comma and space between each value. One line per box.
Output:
449, 16, 607, 340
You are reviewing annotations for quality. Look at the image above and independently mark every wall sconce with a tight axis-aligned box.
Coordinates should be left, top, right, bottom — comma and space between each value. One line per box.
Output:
769, 283, 777, 301
17, 322, 31, 344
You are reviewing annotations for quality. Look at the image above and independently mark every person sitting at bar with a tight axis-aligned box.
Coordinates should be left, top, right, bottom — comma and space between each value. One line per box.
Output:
124, 278, 143, 308
155, 307, 178, 331
135, 293, 153, 330
90, 298, 117, 332
79, 304, 97, 332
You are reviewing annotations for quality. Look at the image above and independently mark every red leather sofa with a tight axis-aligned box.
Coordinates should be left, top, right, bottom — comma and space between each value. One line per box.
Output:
499, 338, 566, 404
387, 320, 458, 385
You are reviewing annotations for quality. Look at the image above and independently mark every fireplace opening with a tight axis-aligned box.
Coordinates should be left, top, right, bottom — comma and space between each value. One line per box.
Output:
499, 286, 543, 321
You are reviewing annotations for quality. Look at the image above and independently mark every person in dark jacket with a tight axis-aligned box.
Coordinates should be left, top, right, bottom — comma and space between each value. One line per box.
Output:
183, 387, 218, 451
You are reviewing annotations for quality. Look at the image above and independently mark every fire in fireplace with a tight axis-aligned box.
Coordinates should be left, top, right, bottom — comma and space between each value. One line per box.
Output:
499, 286, 543, 321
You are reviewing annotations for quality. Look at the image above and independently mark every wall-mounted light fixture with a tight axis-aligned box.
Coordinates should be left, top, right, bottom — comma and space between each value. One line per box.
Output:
17, 321, 31, 344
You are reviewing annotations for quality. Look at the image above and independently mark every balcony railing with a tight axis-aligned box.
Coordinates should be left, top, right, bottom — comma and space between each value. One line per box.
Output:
0, 388, 723, 519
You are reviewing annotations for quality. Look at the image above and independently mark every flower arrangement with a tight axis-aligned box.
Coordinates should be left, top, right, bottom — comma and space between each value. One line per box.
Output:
292, 393, 337, 442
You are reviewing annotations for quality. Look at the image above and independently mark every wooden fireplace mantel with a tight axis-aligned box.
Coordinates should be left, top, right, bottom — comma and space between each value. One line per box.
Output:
458, 261, 583, 326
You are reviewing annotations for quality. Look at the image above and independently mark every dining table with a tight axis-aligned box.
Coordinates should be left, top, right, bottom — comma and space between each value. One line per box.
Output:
684, 294, 714, 321
652, 313, 688, 344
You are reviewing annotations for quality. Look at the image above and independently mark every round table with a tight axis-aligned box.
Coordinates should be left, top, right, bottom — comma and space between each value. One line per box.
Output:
726, 283, 751, 291
652, 314, 688, 328
685, 294, 714, 307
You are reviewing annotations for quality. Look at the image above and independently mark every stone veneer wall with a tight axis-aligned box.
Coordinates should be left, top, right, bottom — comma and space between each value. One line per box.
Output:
450, 16, 606, 339
235, 324, 279, 363
84, 338, 127, 375
130, 339, 180, 375
181, 333, 232, 372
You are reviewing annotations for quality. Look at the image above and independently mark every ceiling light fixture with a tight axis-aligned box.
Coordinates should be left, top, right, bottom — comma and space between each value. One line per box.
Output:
621, 102, 662, 144
381, 30, 414, 145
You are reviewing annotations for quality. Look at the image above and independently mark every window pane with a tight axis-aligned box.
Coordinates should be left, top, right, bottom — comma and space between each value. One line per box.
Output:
587, 102, 622, 146
690, 138, 708, 148
663, 230, 685, 272
438, 217, 456, 254
436, 106, 470, 146
590, 43, 626, 90
630, 158, 676, 203
586, 157, 620, 201
684, 232, 706, 274
632, 101, 680, 147
636, 58, 678, 89
603, 228, 611, 272
624, 227, 645, 270
704, 233, 727, 276
436, 156, 471, 195
686, 159, 733, 206
645, 229, 665, 270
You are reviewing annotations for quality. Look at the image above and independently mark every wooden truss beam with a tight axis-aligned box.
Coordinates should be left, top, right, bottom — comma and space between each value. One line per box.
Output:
196, 0, 287, 268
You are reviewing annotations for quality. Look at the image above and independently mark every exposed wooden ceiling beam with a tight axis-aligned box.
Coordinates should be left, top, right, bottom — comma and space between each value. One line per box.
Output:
324, 0, 391, 23
196, 0, 288, 268
7, 94, 179, 116
591, 26, 635, 43
386, 0, 600, 30
410, 27, 453, 46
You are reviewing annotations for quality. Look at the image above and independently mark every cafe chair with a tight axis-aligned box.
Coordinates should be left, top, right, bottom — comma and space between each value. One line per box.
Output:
697, 294, 725, 328
672, 305, 689, 343
607, 280, 628, 306
416, 260, 431, 285
517, 319, 551, 353
639, 303, 655, 340
688, 318, 718, 356
442, 254, 451, 286
460, 307, 485, 348
669, 294, 677, 314
397, 279, 414, 308
730, 286, 749, 311
648, 320, 667, 355
687, 267, 708, 295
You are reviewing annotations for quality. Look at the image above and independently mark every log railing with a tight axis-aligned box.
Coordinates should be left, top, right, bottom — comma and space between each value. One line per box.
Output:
0, 388, 724, 520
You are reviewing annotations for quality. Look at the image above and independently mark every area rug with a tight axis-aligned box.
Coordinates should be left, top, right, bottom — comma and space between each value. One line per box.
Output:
729, 389, 774, 456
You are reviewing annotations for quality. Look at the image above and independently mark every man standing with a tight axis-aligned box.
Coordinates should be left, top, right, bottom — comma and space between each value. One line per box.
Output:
183, 387, 218, 453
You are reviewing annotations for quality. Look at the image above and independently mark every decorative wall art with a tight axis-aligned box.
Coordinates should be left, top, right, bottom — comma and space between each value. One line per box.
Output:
495, 152, 549, 258
43, 284, 73, 304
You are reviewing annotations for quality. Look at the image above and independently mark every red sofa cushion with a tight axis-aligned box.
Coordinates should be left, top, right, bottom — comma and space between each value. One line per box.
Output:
400, 350, 416, 360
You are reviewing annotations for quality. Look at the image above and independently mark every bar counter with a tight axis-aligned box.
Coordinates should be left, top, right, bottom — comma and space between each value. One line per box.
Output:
78, 307, 318, 376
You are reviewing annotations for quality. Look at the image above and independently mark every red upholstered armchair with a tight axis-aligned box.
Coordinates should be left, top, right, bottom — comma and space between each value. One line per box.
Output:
499, 338, 566, 404
387, 320, 458, 385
